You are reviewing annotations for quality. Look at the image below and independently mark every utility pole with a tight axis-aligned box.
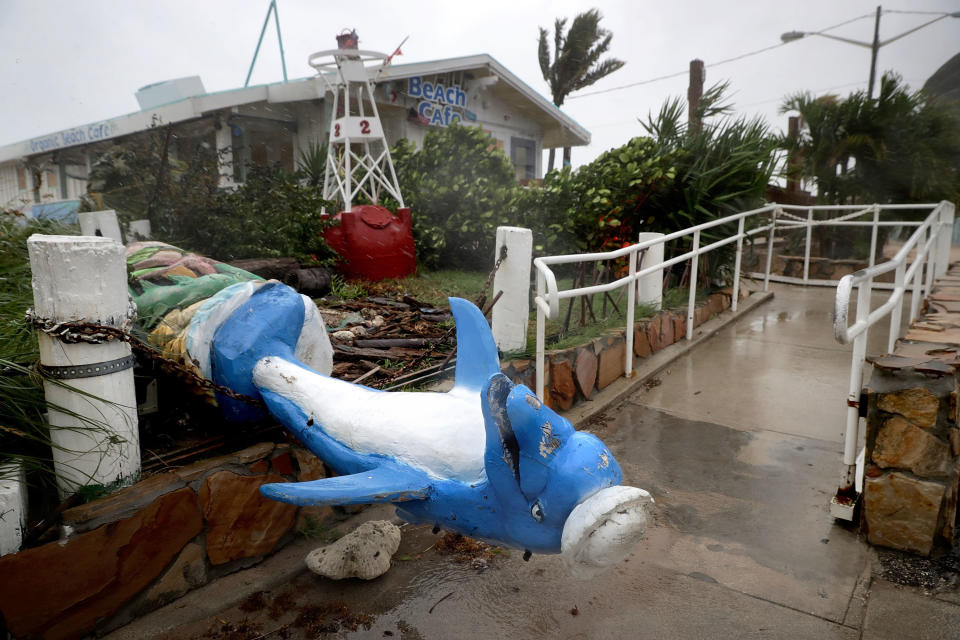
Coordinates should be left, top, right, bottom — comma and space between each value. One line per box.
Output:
786, 116, 801, 193
687, 59, 704, 133
867, 5, 881, 99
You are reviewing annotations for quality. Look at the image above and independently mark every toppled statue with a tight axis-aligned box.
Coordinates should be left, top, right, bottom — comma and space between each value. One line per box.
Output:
201, 281, 653, 576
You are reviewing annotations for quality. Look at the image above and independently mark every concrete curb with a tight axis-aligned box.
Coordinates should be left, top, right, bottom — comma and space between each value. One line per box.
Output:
564, 289, 775, 427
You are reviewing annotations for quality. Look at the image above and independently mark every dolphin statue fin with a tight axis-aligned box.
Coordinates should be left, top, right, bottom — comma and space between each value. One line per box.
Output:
449, 297, 501, 394
260, 464, 433, 507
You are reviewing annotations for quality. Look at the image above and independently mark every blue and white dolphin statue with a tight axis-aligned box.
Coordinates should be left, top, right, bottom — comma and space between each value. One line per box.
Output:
203, 282, 653, 575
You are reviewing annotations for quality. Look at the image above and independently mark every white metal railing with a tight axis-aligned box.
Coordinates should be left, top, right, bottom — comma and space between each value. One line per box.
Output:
831, 200, 956, 519
531, 199, 955, 519
534, 203, 781, 400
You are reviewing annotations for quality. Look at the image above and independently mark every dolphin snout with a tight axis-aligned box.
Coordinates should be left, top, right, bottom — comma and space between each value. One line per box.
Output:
560, 485, 653, 578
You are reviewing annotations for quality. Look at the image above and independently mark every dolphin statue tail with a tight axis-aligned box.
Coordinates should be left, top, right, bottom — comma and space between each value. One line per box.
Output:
197, 281, 653, 576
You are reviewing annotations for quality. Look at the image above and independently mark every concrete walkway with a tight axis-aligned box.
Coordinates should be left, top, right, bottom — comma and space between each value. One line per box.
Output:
106, 284, 960, 640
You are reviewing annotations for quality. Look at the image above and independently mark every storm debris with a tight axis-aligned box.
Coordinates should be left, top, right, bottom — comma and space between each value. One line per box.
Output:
320, 295, 455, 387
433, 532, 507, 565
293, 601, 374, 634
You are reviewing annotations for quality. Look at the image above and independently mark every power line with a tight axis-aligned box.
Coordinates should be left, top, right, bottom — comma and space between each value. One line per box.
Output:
568, 11, 879, 101
883, 9, 959, 16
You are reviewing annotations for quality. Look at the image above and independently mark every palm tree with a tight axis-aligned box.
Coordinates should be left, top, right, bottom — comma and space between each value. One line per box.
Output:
538, 9, 625, 172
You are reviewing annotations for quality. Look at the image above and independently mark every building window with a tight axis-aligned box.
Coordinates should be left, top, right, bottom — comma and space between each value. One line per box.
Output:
16, 167, 27, 191
228, 118, 295, 182
46, 169, 58, 190
510, 137, 536, 181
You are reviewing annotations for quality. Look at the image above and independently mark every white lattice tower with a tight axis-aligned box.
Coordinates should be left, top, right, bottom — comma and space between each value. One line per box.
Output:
309, 47, 404, 211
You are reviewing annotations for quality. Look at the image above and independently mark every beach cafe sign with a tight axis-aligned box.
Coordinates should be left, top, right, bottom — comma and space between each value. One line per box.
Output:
407, 76, 467, 127
29, 120, 118, 153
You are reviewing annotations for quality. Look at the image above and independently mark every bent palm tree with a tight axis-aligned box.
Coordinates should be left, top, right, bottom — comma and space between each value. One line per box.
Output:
539, 8, 625, 172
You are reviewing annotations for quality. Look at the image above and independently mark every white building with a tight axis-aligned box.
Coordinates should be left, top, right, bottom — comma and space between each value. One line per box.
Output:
0, 54, 590, 218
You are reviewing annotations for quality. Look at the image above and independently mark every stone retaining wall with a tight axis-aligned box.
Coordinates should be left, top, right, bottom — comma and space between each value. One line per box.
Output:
501, 289, 738, 411
862, 266, 960, 555
0, 442, 335, 640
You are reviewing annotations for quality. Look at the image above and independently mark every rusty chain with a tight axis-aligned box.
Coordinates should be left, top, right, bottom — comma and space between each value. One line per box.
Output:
24, 312, 265, 407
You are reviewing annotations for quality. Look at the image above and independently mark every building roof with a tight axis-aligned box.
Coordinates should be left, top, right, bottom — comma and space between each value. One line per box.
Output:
0, 54, 589, 164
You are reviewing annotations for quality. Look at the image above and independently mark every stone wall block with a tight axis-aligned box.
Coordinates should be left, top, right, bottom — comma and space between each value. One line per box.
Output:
864, 472, 945, 556
574, 348, 598, 399
873, 416, 953, 478
0, 487, 202, 640
549, 358, 577, 411
695, 304, 710, 327
293, 447, 327, 482
634, 322, 652, 357
199, 471, 298, 566
234, 442, 275, 464
659, 311, 675, 347
141, 541, 207, 608
672, 312, 686, 344
877, 387, 940, 428
941, 470, 960, 542
646, 314, 662, 352
708, 293, 726, 316
597, 338, 626, 390
61, 471, 186, 533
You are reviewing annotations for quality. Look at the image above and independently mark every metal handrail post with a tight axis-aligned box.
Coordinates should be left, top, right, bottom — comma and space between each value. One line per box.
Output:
686, 230, 701, 341
910, 250, 923, 322
864, 204, 880, 299
803, 207, 813, 282
840, 280, 871, 497
732, 217, 745, 312
868, 205, 880, 270
625, 249, 637, 378
924, 224, 937, 299
887, 263, 906, 354
763, 207, 780, 291
536, 270, 546, 401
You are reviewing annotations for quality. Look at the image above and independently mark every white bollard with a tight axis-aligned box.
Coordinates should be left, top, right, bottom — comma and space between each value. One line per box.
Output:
126, 219, 152, 243
0, 462, 28, 556
77, 210, 123, 243
637, 232, 665, 310
491, 226, 533, 353
27, 235, 140, 499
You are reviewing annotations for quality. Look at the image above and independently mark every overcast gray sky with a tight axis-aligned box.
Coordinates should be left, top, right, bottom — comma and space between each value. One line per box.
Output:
2, 1, 958, 167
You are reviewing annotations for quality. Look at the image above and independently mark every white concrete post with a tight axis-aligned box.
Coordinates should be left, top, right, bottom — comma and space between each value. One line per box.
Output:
28, 235, 140, 499
126, 219, 152, 243
77, 210, 123, 243
216, 118, 237, 188
491, 226, 533, 353
637, 232, 665, 310
936, 201, 955, 277
0, 462, 28, 556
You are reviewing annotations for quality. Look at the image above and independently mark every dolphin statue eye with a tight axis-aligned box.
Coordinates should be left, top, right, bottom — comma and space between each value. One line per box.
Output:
531, 500, 544, 523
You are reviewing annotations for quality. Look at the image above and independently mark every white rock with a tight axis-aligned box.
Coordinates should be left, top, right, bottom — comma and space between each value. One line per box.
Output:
331, 330, 355, 342
305, 520, 401, 580
349, 325, 368, 337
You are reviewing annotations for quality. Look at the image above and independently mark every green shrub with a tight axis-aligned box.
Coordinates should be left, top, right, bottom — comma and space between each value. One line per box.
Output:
389, 124, 518, 269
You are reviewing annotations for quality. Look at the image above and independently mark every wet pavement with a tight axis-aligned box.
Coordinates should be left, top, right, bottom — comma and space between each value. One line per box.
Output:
107, 284, 960, 640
